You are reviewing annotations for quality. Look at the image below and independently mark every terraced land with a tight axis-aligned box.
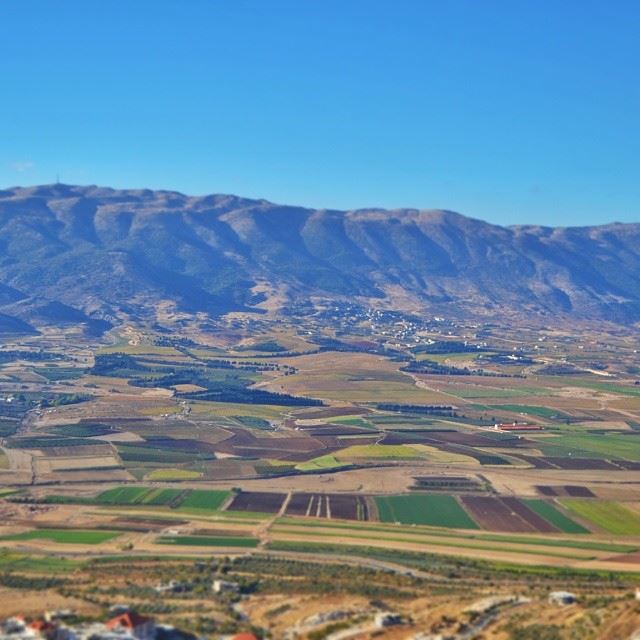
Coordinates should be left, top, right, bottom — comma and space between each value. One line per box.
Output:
375, 494, 479, 529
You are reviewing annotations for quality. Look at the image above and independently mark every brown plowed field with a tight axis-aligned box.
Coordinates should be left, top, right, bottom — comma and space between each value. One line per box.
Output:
227, 491, 286, 513
500, 497, 558, 533
461, 496, 535, 533
536, 485, 595, 497
285, 493, 369, 521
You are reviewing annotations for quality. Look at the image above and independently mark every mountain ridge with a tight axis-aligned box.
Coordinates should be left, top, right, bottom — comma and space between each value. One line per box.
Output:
1, 184, 639, 332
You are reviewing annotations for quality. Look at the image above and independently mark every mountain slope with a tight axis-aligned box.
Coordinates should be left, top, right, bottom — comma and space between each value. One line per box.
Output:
0, 184, 638, 330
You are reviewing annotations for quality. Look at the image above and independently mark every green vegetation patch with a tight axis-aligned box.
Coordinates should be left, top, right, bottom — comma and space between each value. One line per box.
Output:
375, 494, 479, 529
48, 423, 116, 437
536, 433, 640, 461
94, 486, 150, 505
295, 455, 350, 472
234, 416, 273, 430
178, 490, 230, 511
116, 444, 215, 463
521, 500, 589, 534
156, 535, 259, 548
561, 500, 640, 535
485, 404, 569, 419
335, 444, 423, 460
0, 550, 80, 573
0, 529, 122, 544
145, 469, 203, 481
139, 488, 184, 506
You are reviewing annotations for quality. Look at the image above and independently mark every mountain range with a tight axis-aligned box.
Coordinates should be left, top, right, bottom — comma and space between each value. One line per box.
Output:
0, 184, 639, 334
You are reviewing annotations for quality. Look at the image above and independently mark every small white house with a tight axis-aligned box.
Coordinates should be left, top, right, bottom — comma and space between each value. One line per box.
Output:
212, 580, 239, 594
548, 591, 576, 606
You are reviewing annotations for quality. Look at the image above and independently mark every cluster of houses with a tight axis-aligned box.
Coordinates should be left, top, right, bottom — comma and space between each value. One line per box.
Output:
0, 609, 160, 640
0, 607, 258, 640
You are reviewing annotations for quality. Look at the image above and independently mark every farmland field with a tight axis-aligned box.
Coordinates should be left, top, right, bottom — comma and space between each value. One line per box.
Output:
522, 499, 590, 534
227, 491, 286, 514
0, 529, 122, 544
178, 490, 231, 511
95, 486, 150, 505
156, 535, 259, 548
375, 494, 479, 529
145, 469, 203, 481
561, 500, 640, 535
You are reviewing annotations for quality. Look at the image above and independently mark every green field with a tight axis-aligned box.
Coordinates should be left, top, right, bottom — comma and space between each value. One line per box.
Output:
561, 500, 640, 535
295, 454, 349, 472
145, 469, 203, 481
375, 494, 479, 529
335, 444, 424, 460
522, 499, 589, 534
0, 529, 122, 544
49, 423, 115, 437
0, 550, 80, 573
536, 433, 640, 461
94, 486, 150, 504
157, 535, 259, 548
139, 488, 184, 506
485, 404, 569, 419
177, 490, 230, 511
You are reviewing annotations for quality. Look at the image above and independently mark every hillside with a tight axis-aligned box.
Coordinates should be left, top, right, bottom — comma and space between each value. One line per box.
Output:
0, 184, 639, 332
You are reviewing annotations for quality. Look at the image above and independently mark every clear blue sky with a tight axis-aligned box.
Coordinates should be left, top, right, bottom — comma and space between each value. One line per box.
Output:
1, 1, 638, 226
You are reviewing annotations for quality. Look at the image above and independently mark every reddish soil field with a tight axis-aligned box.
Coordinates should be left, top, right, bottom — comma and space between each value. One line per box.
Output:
461, 496, 536, 533
329, 494, 369, 520
517, 455, 559, 469
536, 485, 596, 497
608, 552, 640, 564
563, 485, 596, 497
536, 485, 559, 496
612, 460, 640, 470
286, 493, 315, 516
226, 491, 286, 513
500, 497, 558, 533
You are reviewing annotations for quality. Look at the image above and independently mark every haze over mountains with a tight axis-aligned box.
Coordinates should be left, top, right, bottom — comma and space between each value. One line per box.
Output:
0, 184, 639, 334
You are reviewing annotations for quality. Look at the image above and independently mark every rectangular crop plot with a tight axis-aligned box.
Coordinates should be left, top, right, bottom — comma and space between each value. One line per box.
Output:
95, 486, 150, 505
178, 490, 230, 511
329, 494, 369, 521
286, 493, 369, 520
227, 491, 286, 514
157, 535, 259, 548
461, 497, 536, 533
522, 499, 589, 534
499, 497, 558, 533
561, 500, 640, 535
0, 529, 122, 544
139, 489, 185, 506
536, 485, 595, 498
412, 476, 484, 492
375, 494, 478, 529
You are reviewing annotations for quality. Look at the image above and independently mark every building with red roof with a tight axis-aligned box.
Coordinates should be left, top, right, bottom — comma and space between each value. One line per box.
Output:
106, 612, 155, 640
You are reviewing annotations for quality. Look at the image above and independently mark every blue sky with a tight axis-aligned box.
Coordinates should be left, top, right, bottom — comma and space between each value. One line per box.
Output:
1, 1, 638, 226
